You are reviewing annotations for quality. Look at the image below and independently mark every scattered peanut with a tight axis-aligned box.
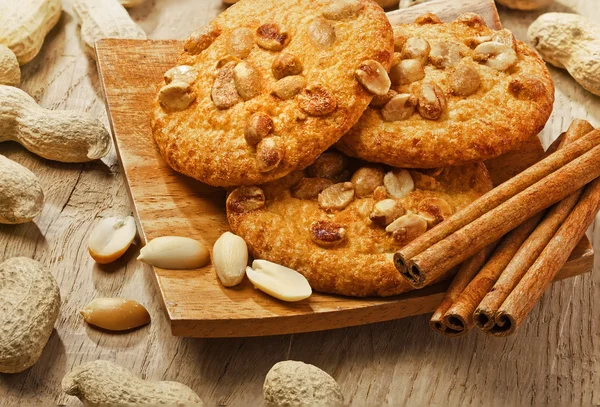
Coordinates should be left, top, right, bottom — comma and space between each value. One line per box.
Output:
264, 361, 343, 405
370, 89, 398, 108
0, 258, 60, 373
429, 42, 462, 68
449, 63, 481, 96
496, 0, 553, 10
384, 169, 415, 199
389, 59, 425, 85
164, 65, 198, 85
272, 75, 306, 100
291, 177, 334, 200
318, 182, 355, 211
298, 86, 337, 116
382, 93, 418, 122
417, 197, 453, 227
0, 45, 20, 86
213, 232, 248, 287
245, 112, 273, 146
308, 18, 336, 49
351, 166, 385, 198
62, 360, 203, 404
233, 61, 262, 101
0, 155, 44, 224
137, 236, 210, 269
185, 23, 221, 55
0, 86, 111, 162
310, 220, 346, 247
226, 186, 266, 213
158, 81, 197, 111
322, 0, 362, 21
528, 13, 600, 96
356, 60, 392, 96
227, 27, 254, 58
246, 260, 312, 302
212, 61, 242, 109
418, 83, 446, 120
272, 53, 303, 79
256, 137, 284, 172
370, 199, 405, 226
0, 0, 61, 64
386, 213, 428, 244
256, 23, 289, 51
80, 298, 150, 331
472, 41, 518, 71
72, 0, 146, 59
400, 37, 431, 64
88, 216, 137, 264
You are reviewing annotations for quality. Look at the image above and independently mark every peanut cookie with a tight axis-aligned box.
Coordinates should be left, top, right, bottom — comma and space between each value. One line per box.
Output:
336, 13, 554, 168
151, 0, 394, 187
226, 151, 493, 297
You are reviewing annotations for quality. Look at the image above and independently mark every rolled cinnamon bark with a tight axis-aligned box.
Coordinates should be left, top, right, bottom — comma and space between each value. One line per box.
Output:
439, 214, 542, 335
399, 138, 600, 288
489, 177, 600, 336
429, 246, 493, 336
393, 129, 600, 279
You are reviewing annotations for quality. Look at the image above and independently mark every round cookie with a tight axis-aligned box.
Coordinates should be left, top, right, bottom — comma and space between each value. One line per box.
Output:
226, 151, 493, 297
336, 13, 555, 168
151, 0, 394, 187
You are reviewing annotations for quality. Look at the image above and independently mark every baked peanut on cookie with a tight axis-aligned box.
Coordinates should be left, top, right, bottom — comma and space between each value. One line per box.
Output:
336, 13, 555, 168
226, 150, 493, 297
151, 0, 394, 187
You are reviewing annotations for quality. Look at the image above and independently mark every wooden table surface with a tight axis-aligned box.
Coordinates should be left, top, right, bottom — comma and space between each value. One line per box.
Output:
0, 0, 598, 404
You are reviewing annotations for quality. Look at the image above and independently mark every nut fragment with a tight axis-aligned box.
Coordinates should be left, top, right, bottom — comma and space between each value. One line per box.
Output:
370, 199, 405, 226
492, 29, 517, 51
164, 65, 198, 85
508, 75, 546, 100
88, 216, 137, 264
291, 177, 334, 200
256, 23, 289, 51
465, 35, 493, 49
227, 186, 266, 213
233, 61, 262, 101
385, 213, 428, 244
158, 81, 196, 111
389, 59, 425, 85
227, 27, 254, 58
246, 260, 312, 302
137, 236, 210, 269
372, 185, 389, 201
384, 169, 415, 199
272, 53, 303, 79
185, 23, 221, 55
245, 112, 273, 146
370, 89, 398, 108
318, 182, 355, 211
80, 298, 150, 331
272, 75, 306, 100
298, 86, 337, 116
213, 232, 248, 287
308, 18, 336, 49
310, 220, 347, 247
417, 197, 453, 226
351, 166, 385, 198
256, 137, 284, 172
429, 42, 462, 68
322, 0, 362, 20
456, 12, 487, 28
355, 60, 391, 96
382, 93, 418, 122
212, 61, 241, 109
307, 152, 348, 180
418, 83, 446, 120
473, 41, 518, 71
400, 37, 431, 64
449, 63, 481, 96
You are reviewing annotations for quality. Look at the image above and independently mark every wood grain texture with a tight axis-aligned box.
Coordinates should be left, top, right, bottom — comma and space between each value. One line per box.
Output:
0, 0, 597, 405
95, 33, 592, 338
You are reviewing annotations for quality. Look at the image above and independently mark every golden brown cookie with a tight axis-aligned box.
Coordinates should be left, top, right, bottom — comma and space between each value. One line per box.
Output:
151, 0, 394, 187
226, 151, 493, 297
336, 13, 554, 168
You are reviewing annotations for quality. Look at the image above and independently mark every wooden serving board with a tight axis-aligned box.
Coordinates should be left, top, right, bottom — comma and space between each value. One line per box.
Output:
95, 0, 594, 338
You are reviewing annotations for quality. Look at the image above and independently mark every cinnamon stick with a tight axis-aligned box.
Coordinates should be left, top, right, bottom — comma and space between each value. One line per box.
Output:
438, 214, 542, 335
429, 246, 494, 336
393, 129, 600, 278
399, 138, 600, 288
488, 177, 600, 336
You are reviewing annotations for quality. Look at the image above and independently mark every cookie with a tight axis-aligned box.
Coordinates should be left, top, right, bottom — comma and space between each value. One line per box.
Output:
151, 0, 394, 187
226, 151, 493, 297
336, 13, 554, 168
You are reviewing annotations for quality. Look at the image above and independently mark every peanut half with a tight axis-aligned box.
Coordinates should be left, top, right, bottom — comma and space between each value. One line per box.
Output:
80, 298, 150, 331
137, 236, 210, 269
246, 259, 312, 302
213, 232, 248, 287
88, 216, 137, 264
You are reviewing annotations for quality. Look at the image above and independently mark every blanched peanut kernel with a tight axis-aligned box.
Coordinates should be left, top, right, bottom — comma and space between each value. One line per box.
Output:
418, 83, 446, 120
228, 27, 254, 58
308, 18, 336, 49
384, 169, 415, 199
159, 81, 196, 111
272, 53, 303, 79
88, 216, 137, 264
429, 42, 462, 68
351, 166, 385, 197
382, 93, 418, 122
370, 199, 405, 226
233, 61, 262, 101
137, 236, 210, 269
389, 59, 425, 85
356, 60, 391, 96
256, 137, 284, 172
245, 112, 273, 146
246, 259, 312, 302
385, 213, 428, 244
272, 75, 306, 100
318, 182, 355, 211
473, 41, 518, 71
400, 37, 431, 64
164, 65, 198, 85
